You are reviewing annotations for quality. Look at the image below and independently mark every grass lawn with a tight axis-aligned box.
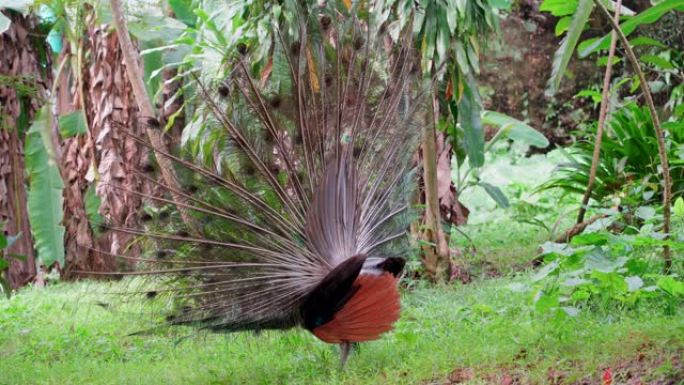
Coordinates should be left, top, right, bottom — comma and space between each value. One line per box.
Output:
2, 151, 682, 384
1, 274, 682, 384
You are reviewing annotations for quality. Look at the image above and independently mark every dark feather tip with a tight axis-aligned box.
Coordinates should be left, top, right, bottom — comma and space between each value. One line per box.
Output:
320, 15, 331, 30
290, 41, 301, 55
146, 117, 161, 128
236, 42, 248, 55
353, 146, 362, 159
146, 291, 158, 299
293, 133, 303, 145
218, 84, 230, 98
243, 162, 256, 176
377, 257, 406, 277
269, 95, 282, 109
353, 36, 365, 50
379, 21, 388, 35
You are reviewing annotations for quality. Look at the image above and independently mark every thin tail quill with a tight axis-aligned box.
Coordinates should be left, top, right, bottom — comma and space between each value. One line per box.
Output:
87, 3, 425, 353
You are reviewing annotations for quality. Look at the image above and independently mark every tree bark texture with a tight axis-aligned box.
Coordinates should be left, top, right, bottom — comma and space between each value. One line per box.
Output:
0, 11, 52, 288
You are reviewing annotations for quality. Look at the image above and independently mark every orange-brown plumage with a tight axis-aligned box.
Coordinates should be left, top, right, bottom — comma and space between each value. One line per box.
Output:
312, 273, 401, 343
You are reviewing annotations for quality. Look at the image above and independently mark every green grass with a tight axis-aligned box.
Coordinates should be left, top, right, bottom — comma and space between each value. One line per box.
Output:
1, 276, 682, 385
2, 150, 682, 384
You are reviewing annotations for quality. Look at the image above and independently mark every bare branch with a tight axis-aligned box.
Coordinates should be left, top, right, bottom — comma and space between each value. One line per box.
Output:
577, 0, 621, 224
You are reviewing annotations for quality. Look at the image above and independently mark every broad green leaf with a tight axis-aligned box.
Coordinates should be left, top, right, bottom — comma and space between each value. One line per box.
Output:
571, 232, 609, 246
0, 233, 6, 249
480, 182, 510, 208
596, 55, 621, 67
58, 111, 87, 138
546, 0, 593, 96
540, 0, 579, 16
85, 184, 103, 236
576, 88, 602, 103
572, 289, 591, 300
169, 0, 196, 27
585, 250, 626, 273
0, 258, 8, 270
555, 16, 572, 36
640, 54, 675, 69
532, 259, 561, 282
578, 0, 684, 57
534, 290, 560, 312
127, 11, 186, 42
481, 111, 549, 148
591, 271, 628, 292
657, 276, 684, 296
458, 74, 485, 168
25, 108, 65, 268
673, 197, 684, 217
540, 241, 576, 256
629, 36, 667, 48
635, 205, 656, 220
142, 40, 164, 102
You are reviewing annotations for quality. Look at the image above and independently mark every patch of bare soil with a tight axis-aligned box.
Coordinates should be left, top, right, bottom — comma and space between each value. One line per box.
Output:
574, 345, 683, 385
436, 345, 683, 385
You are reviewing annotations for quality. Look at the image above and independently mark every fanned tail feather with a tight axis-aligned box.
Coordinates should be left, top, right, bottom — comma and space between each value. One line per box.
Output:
85, 4, 424, 337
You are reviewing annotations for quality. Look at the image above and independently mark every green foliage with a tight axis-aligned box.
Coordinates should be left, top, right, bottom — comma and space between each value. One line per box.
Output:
458, 75, 485, 168
541, 0, 684, 96
168, 0, 196, 27
544, 0, 593, 96
84, 184, 103, 236
481, 110, 550, 149
578, 0, 684, 58
453, 111, 549, 209
24, 107, 65, 268
536, 104, 684, 210
0, 232, 22, 298
57, 110, 86, 138
526, 217, 684, 320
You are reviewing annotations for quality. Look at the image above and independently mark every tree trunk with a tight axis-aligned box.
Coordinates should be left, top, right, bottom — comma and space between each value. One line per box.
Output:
0, 10, 52, 288
418, 93, 451, 282
60, 18, 153, 276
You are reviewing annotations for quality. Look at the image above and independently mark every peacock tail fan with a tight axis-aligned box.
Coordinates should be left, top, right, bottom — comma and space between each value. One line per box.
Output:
86, 3, 427, 336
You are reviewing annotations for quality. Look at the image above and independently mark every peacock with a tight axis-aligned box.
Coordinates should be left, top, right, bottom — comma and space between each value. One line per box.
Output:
96, 3, 426, 367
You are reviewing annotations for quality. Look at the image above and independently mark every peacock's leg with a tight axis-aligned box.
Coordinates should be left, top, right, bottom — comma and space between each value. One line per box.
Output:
339, 341, 352, 368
